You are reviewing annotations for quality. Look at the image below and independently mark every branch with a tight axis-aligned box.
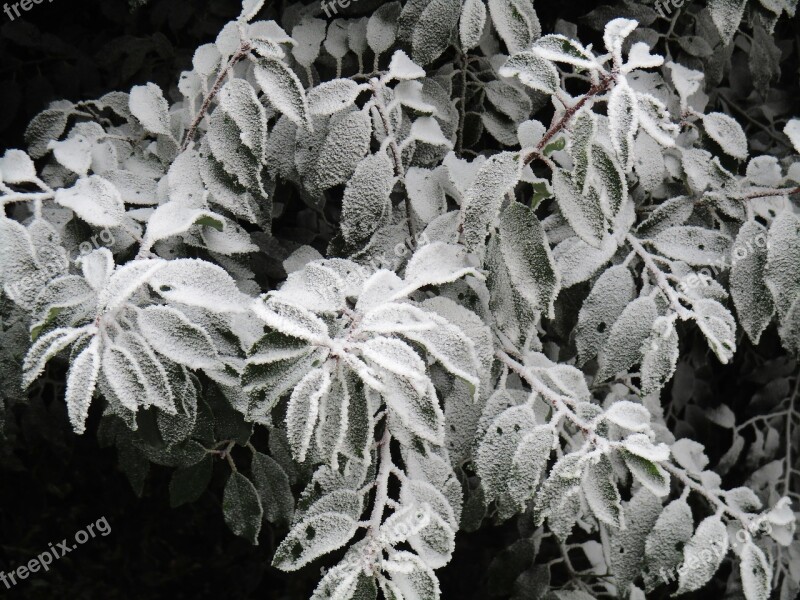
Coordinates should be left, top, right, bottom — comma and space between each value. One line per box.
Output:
180, 41, 252, 152
626, 234, 692, 320
735, 186, 800, 201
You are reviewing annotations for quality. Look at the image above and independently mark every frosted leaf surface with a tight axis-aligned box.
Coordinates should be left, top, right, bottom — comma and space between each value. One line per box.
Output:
596, 296, 658, 381
784, 119, 800, 154
65, 336, 101, 434
412, 0, 461, 66
102, 344, 147, 413
507, 424, 556, 510
270, 262, 345, 314
731, 220, 774, 343
98, 259, 165, 312
129, 83, 171, 136
703, 112, 748, 160
459, 0, 486, 51
223, 472, 263, 545
254, 57, 309, 128
367, 2, 401, 56
623, 42, 664, 72
691, 298, 737, 363
640, 316, 680, 395
533, 34, 596, 69
137, 305, 220, 369
406, 167, 446, 226
740, 540, 772, 600
582, 455, 623, 528
677, 515, 729, 593
251, 451, 294, 526
286, 369, 330, 462
636, 93, 678, 147
142, 204, 224, 251
709, 0, 748, 44
323, 20, 349, 59
666, 62, 704, 108
611, 488, 662, 590
488, 0, 542, 54
499, 52, 559, 95
311, 111, 372, 192
291, 18, 326, 67
148, 259, 250, 313
0, 149, 36, 183
765, 211, 800, 320
460, 152, 521, 252
361, 337, 427, 384
652, 226, 731, 266
401, 242, 481, 295
576, 265, 635, 365
607, 79, 638, 171
387, 551, 440, 600
553, 235, 617, 288
218, 79, 267, 160
308, 80, 363, 116
643, 498, 693, 590
252, 297, 330, 344
382, 372, 444, 444
552, 169, 605, 247
23, 327, 89, 388
104, 170, 158, 205
55, 176, 125, 227
117, 331, 175, 413
604, 400, 651, 432
410, 117, 452, 148
622, 451, 670, 497
477, 404, 537, 504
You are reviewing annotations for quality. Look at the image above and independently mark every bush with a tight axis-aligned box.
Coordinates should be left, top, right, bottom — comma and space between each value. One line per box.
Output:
1, 0, 799, 598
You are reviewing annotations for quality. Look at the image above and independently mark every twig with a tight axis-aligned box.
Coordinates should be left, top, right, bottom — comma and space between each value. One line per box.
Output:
626, 234, 692, 319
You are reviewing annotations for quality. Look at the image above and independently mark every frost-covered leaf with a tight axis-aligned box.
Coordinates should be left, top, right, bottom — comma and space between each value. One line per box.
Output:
383, 373, 444, 444
740, 540, 771, 600
533, 34, 596, 69
387, 50, 426, 81
129, 83, 171, 136
308, 80, 363, 116
273, 511, 358, 571
497, 202, 559, 318
785, 119, 800, 154
271, 262, 346, 314
460, 0, 486, 51
65, 336, 101, 434
652, 226, 731, 267
604, 400, 651, 433
709, 0, 748, 44
23, 327, 90, 388
460, 152, 521, 252
603, 18, 638, 66
240, 0, 265, 21
731, 221, 774, 344
488, 0, 542, 54
621, 450, 670, 497
25, 108, 70, 159
252, 297, 330, 345
401, 242, 481, 295
0, 149, 37, 183
691, 299, 737, 364
608, 79, 637, 171
148, 259, 250, 313
254, 57, 309, 127
636, 93, 678, 147
219, 79, 267, 160
596, 297, 658, 381
507, 424, 555, 510
576, 265, 635, 365
582, 455, 623, 528
386, 551, 441, 600
766, 211, 800, 321
411, 0, 461, 66
142, 203, 224, 251
340, 152, 394, 245
640, 316, 680, 395
223, 472, 263, 544
677, 515, 729, 593
410, 117, 453, 148
499, 52, 559, 95
552, 169, 605, 247
98, 259, 165, 312
643, 498, 693, 591
286, 369, 331, 463
311, 111, 372, 192
137, 305, 220, 369
367, 2, 401, 56
102, 344, 147, 413
703, 112, 748, 160
55, 176, 125, 227
666, 62, 704, 108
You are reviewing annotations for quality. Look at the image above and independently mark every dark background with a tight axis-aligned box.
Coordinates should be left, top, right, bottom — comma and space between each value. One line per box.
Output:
0, 1, 798, 598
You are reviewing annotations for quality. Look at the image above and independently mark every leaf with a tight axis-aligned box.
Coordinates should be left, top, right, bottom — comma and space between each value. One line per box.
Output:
461, 152, 521, 252
640, 316, 680, 395
582, 455, 623, 528
251, 297, 330, 345
497, 202, 560, 319
218, 79, 267, 160
691, 299, 737, 364
611, 488, 663, 591
784, 119, 800, 153
652, 226, 731, 267
54, 176, 125, 227
129, 83, 171, 136
766, 211, 800, 321
254, 57, 309, 128
621, 451, 670, 497
410, 117, 453, 148
507, 424, 555, 510
731, 221, 774, 344
636, 93, 678, 147
607, 79, 638, 171
552, 169, 605, 248
25, 108, 70, 159
740, 541, 772, 600
499, 52, 559, 95
533, 34, 596, 70
367, 2, 401, 56
286, 369, 331, 462
386, 551, 441, 600
604, 400, 651, 432
98, 259, 166, 312
273, 512, 358, 571
703, 112, 748, 160
148, 259, 250, 313
169, 457, 213, 508
0, 149, 36, 183
488, 0, 542, 54
137, 305, 220, 370
223, 472, 263, 544
603, 18, 638, 66
383, 373, 444, 444
240, 0, 266, 21
65, 337, 101, 434
576, 265, 635, 365
677, 515, 729, 593
310, 111, 372, 192
252, 451, 294, 525
460, 0, 486, 51
308, 79, 363, 116
142, 203, 224, 251
596, 297, 658, 381
401, 242, 481, 294
709, 0, 748, 44
340, 152, 394, 245
643, 498, 694, 591
412, 0, 461, 66
102, 345, 147, 413
23, 327, 89, 388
